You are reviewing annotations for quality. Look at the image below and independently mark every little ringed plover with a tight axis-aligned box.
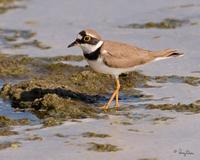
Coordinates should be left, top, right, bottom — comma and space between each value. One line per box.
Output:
68, 29, 183, 110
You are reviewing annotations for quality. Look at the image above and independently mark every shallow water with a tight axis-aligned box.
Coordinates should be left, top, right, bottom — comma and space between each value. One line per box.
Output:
0, 81, 39, 123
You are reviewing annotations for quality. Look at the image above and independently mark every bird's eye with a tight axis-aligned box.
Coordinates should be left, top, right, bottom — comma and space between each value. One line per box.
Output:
83, 35, 91, 42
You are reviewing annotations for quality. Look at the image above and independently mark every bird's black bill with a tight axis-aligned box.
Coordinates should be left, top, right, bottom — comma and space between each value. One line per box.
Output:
67, 40, 77, 48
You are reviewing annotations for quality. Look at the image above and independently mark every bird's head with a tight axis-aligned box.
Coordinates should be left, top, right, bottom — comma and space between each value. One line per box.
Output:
68, 29, 103, 53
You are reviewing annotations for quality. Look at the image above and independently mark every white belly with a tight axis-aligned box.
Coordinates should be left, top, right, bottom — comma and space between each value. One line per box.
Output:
87, 58, 136, 77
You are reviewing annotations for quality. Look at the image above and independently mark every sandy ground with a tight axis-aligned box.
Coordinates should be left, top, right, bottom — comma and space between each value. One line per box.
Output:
0, 109, 200, 160
1, 0, 200, 159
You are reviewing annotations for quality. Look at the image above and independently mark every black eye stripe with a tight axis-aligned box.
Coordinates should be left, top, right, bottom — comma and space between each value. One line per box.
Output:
78, 31, 99, 45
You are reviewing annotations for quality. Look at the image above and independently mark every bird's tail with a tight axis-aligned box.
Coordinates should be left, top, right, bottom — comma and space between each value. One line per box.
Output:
152, 49, 183, 61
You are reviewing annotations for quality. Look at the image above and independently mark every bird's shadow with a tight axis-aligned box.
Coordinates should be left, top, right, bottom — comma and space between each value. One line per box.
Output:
16, 87, 152, 109
19, 87, 105, 104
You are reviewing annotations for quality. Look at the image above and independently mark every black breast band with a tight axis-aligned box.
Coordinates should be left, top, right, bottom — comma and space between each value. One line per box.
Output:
83, 46, 101, 60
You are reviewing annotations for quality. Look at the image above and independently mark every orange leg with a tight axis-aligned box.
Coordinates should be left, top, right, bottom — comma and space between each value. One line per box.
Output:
101, 78, 120, 110
115, 79, 120, 110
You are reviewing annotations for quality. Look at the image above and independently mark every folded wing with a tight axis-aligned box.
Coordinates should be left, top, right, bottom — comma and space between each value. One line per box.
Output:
101, 40, 182, 68
101, 40, 154, 68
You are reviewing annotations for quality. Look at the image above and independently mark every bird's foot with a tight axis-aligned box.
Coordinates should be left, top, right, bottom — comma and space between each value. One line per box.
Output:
99, 105, 109, 111
115, 105, 119, 111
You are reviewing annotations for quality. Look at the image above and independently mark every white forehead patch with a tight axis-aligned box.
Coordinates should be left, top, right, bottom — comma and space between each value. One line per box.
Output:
77, 34, 83, 40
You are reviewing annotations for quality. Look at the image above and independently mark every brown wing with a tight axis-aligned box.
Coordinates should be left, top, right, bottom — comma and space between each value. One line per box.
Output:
101, 40, 154, 68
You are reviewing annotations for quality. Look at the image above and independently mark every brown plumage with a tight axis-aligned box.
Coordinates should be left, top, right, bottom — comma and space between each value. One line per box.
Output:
101, 40, 182, 68
85, 29, 102, 40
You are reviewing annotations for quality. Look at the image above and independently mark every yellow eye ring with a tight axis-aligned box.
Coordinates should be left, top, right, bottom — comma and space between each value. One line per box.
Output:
83, 35, 91, 42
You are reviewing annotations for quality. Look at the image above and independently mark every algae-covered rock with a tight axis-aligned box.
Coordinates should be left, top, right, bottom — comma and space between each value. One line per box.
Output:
0, 116, 29, 136
0, 83, 11, 98
0, 53, 84, 79
124, 18, 190, 29
43, 55, 84, 62
13, 40, 51, 50
43, 117, 63, 127
0, 54, 158, 126
0, 116, 30, 127
0, 129, 18, 136
68, 70, 112, 94
0, 28, 51, 51
32, 94, 98, 119
61, 55, 84, 61
88, 142, 121, 152
0, 0, 20, 14
82, 132, 111, 138
0, 116, 17, 127
4, 92, 99, 125
0, 54, 33, 78
25, 134, 43, 141
68, 70, 150, 94
0, 28, 36, 41
0, 141, 21, 150
154, 75, 200, 86
138, 158, 158, 160
146, 101, 200, 113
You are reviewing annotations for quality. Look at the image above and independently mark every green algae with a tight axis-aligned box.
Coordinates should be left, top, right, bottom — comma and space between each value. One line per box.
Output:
0, 142, 14, 150
54, 133, 66, 138
43, 62, 83, 75
62, 55, 84, 61
138, 158, 159, 160
10, 92, 99, 127
0, 0, 21, 14
0, 66, 149, 125
0, 28, 50, 50
82, 132, 111, 138
0, 116, 28, 136
33, 94, 98, 120
68, 70, 112, 94
154, 75, 200, 86
152, 117, 175, 125
0, 129, 18, 136
0, 141, 21, 150
146, 100, 200, 113
0, 54, 33, 78
25, 134, 43, 141
1, 54, 200, 126
68, 70, 150, 94
0, 29, 36, 41
110, 120, 133, 125
120, 121, 133, 125
0, 54, 162, 96
42, 117, 63, 127
0, 115, 30, 127
128, 128, 140, 132
0, 0, 14, 3
88, 142, 121, 152
153, 117, 175, 122
124, 18, 190, 29
43, 55, 84, 62
0, 53, 83, 79
13, 40, 51, 50
0, 116, 15, 127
